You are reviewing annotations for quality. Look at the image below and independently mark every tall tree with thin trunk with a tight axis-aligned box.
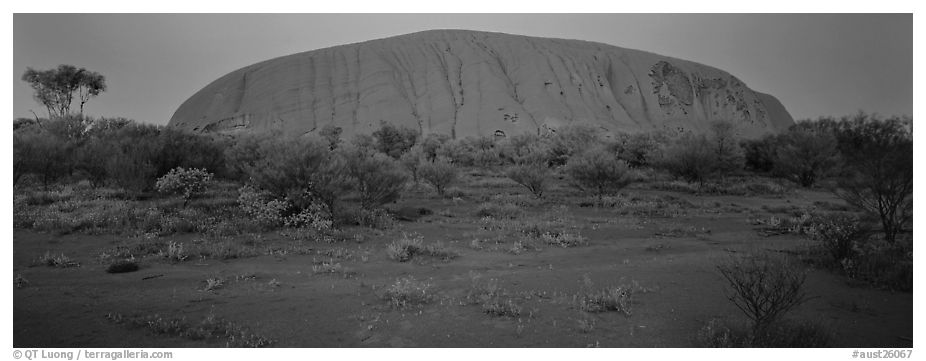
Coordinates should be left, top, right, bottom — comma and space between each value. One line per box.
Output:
21, 65, 106, 119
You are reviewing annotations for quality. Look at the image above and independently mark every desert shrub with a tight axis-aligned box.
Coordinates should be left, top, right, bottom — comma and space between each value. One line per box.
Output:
772, 127, 840, 187
106, 312, 275, 347
808, 213, 867, 262
499, 133, 550, 164
473, 147, 502, 168
741, 135, 783, 173
386, 234, 456, 262
383, 276, 432, 309
372, 121, 418, 159
418, 157, 458, 196
35, 251, 80, 268
609, 131, 666, 168
105, 145, 158, 193
565, 148, 636, 201
399, 145, 425, 183
539, 231, 588, 248
840, 239, 912, 291
244, 136, 351, 214
832, 114, 912, 244
546, 124, 602, 166
236, 185, 289, 228
657, 133, 717, 186
505, 163, 551, 198
341, 146, 409, 209
155, 167, 214, 206
223, 133, 270, 181
282, 203, 333, 231
575, 275, 632, 315
697, 318, 832, 347
707, 120, 745, 176
420, 133, 451, 161
716, 252, 810, 334
386, 234, 424, 262
13, 127, 70, 189
435, 139, 475, 166
318, 124, 342, 150
72, 137, 114, 187
355, 208, 396, 229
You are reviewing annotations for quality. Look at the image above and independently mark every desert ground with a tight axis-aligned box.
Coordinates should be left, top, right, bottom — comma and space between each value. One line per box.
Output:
12, 170, 912, 348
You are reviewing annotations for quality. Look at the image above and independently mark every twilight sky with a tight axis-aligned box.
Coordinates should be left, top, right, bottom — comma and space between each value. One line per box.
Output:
13, 13, 913, 125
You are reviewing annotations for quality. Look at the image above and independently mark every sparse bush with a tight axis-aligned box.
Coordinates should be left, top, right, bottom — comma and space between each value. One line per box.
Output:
354, 208, 396, 229
833, 114, 912, 244
418, 157, 458, 196
399, 145, 425, 183
546, 124, 602, 166
386, 234, 424, 262
105, 312, 275, 347
772, 127, 839, 187
35, 251, 80, 268
383, 276, 432, 309
839, 239, 912, 291
372, 121, 418, 159
716, 252, 810, 334
505, 163, 551, 198
741, 135, 783, 173
155, 167, 214, 206
499, 133, 550, 165
482, 298, 523, 318
808, 213, 867, 262
162, 241, 188, 263
697, 318, 832, 347
282, 202, 333, 231
318, 124, 342, 150
14, 274, 29, 289
436, 139, 475, 165
311, 259, 343, 274
575, 275, 632, 315
342, 146, 409, 209
609, 131, 666, 168
202, 277, 225, 291
236, 185, 289, 228
539, 231, 588, 248
418, 133, 450, 160
244, 136, 351, 214
657, 133, 718, 186
386, 234, 456, 262
708, 120, 744, 177
565, 148, 636, 201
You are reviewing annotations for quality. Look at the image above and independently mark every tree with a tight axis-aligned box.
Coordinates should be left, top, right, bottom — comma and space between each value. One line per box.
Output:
506, 163, 551, 199
418, 157, 458, 196
716, 253, 810, 335
342, 146, 409, 209
22, 65, 106, 118
319, 124, 343, 150
772, 127, 840, 187
565, 148, 636, 202
372, 121, 418, 159
546, 124, 602, 166
245, 136, 351, 214
708, 120, 744, 177
13, 127, 69, 189
155, 167, 214, 207
833, 115, 912, 243
658, 133, 718, 187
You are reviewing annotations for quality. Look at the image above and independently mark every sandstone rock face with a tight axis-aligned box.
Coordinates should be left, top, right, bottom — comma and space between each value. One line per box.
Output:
168, 30, 793, 138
